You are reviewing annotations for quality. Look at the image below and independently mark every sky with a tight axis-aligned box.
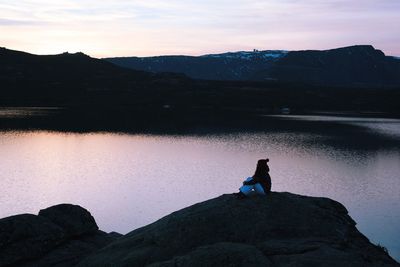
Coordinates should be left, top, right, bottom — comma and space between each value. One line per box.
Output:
0, 0, 399, 58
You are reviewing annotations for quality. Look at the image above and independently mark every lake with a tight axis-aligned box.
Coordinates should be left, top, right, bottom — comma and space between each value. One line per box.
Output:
0, 115, 399, 260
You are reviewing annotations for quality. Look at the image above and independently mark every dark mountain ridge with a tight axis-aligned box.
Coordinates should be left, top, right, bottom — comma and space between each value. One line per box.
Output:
1, 46, 400, 124
105, 45, 400, 87
105, 50, 288, 81
270, 45, 400, 86
0, 47, 191, 106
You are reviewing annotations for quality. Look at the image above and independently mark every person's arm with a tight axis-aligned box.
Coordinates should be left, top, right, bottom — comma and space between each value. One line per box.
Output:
264, 174, 272, 192
243, 177, 259, 185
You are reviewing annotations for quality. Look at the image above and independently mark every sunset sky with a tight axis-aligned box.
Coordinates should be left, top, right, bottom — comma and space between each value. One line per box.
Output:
1, 0, 399, 58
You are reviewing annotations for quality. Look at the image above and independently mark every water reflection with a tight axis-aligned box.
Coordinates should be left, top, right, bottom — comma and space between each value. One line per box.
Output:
0, 116, 399, 260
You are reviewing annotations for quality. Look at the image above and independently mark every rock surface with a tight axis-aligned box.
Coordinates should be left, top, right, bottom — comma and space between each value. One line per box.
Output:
78, 192, 399, 267
1, 193, 399, 267
0, 204, 120, 267
38, 204, 98, 238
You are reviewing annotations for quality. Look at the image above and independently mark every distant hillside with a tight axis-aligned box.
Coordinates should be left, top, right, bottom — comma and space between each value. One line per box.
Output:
105, 50, 287, 81
0, 47, 190, 106
105, 45, 400, 87
1, 47, 399, 119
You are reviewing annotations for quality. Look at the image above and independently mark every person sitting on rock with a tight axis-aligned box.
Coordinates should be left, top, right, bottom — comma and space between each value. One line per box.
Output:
236, 159, 272, 198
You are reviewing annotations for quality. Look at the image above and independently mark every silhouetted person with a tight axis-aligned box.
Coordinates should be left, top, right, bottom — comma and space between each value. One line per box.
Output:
236, 159, 272, 198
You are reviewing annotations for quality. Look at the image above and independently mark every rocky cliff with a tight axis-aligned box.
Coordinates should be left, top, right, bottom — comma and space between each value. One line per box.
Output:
1, 193, 399, 267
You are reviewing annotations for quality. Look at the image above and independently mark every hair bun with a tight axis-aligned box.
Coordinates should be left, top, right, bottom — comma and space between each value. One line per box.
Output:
266, 158, 269, 162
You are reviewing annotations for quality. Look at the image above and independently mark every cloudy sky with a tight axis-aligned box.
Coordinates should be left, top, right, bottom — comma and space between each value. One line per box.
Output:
1, 0, 399, 57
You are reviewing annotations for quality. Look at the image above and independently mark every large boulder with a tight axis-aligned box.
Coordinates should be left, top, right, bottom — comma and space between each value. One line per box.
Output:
38, 204, 98, 238
0, 204, 121, 267
78, 193, 399, 267
0, 214, 65, 266
147, 242, 273, 267
18, 231, 121, 267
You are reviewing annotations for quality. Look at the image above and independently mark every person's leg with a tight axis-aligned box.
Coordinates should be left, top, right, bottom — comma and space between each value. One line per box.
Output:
254, 183, 266, 195
239, 185, 254, 196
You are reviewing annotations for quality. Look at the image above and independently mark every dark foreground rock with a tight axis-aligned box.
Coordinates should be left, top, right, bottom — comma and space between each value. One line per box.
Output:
1, 193, 399, 267
78, 193, 399, 267
0, 204, 121, 267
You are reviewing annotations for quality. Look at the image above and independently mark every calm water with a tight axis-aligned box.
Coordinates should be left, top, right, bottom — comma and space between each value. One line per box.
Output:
0, 115, 399, 260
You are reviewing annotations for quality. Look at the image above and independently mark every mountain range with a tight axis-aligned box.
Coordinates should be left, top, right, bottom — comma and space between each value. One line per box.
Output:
105, 45, 400, 87
1, 46, 399, 120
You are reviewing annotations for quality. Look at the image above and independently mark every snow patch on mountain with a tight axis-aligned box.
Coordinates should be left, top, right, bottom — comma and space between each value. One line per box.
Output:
201, 50, 288, 61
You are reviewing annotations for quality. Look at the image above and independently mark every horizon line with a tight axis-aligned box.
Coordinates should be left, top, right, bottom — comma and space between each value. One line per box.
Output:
2, 44, 400, 59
